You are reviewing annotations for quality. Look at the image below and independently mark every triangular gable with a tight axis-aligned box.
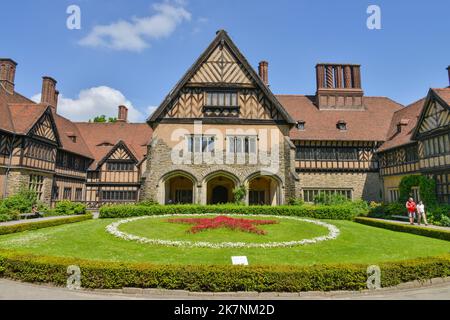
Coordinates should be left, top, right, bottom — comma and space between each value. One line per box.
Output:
97, 140, 138, 169
148, 30, 295, 125
28, 108, 61, 146
413, 89, 450, 139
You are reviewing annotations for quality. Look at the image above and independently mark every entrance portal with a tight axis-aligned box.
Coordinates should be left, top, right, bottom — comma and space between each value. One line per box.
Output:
206, 176, 235, 204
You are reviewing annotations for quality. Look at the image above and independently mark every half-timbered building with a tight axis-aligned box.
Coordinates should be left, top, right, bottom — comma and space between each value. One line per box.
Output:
1, 31, 449, 207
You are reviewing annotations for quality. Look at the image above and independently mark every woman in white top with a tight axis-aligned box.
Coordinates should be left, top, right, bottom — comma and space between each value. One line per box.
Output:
416, 201, 428, 226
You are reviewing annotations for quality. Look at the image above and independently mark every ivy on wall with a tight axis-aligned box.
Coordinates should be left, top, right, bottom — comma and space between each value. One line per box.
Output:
399, 175, 437, 206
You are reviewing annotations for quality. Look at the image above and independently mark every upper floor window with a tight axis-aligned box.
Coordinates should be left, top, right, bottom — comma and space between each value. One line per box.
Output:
206, 91, 238, 107
423, 133, 450, 157
227, 136, 257, 154
106, 162, 135, 171
186, 135, 215, 153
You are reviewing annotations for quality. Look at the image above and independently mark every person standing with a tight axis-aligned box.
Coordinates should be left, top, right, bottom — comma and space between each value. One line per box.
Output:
416, 201, 428, 226
405, 197, 416, 225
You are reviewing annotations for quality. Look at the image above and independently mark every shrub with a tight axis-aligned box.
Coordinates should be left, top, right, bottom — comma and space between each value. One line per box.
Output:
427, 205, 450, 226
0, 249, 449, 292
0, 213, 93, 235
0, 207, 19, 222
0, 189, 37, 213
99, 203, 368, 220
354, 217, 450, 241
46, 201, 87, 216
287, 198, 304, 206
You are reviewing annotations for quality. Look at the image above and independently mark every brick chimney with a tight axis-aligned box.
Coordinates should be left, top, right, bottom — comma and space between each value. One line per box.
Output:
447, 66, 450, 87
0, 58, 17, 94
117, 105, 128, 122
258, 61, 269, 86
41, 76, 58, 111
315, 63, 364, 110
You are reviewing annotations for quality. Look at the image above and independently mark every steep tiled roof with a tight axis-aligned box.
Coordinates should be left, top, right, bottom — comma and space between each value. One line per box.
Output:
74, 122, 152, 169
433, 88, 450, 105
377, 98, 425, 152
0, 87, 93, 159
279, 95, 404, 141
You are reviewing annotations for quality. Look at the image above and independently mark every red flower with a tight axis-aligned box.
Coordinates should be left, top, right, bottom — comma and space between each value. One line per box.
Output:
167, 216, 278, 235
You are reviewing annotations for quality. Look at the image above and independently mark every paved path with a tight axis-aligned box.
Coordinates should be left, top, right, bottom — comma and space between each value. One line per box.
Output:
370, 218, 450, 231
0, 278, 449, 300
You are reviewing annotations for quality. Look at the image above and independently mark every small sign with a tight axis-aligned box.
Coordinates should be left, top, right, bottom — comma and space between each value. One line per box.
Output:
231, 256, 249, 266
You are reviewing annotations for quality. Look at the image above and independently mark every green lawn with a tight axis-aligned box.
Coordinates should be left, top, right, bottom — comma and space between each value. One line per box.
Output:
119, 215, 328, 243
0, 217, 448, 266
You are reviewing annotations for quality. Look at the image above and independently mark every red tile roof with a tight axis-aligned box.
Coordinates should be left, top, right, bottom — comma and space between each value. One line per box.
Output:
377, 98, 425, 152
278, 95, 404, 142
433, 88, 450, 105
74, 122, 152, 169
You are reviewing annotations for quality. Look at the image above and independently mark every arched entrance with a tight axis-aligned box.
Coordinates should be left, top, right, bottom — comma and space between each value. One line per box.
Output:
247, 174, 282, 206
160, 171, 196, 204
204, 171, 239, 205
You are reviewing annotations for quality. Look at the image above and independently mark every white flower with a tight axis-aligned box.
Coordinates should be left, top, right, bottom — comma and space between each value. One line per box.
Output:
105, 214, 340, 249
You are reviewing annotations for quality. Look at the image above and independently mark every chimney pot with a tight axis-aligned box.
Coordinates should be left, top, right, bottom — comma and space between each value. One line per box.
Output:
0, 58, 17, 94
117, 105, 128, 122
258, 61, 269, 86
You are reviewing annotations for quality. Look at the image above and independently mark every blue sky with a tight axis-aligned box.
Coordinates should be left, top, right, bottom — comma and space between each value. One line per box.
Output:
1, 0, 449, 121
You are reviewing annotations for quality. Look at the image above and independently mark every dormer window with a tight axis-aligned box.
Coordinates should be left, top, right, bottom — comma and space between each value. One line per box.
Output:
296, 121, 306, 131
337, 120, 347, 131
206, 91, 238, 107
66, 132, 77, 143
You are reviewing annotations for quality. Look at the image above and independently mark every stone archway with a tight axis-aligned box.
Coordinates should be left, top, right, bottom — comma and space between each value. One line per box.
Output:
159, 171, 197, 204
245, 173, 283, 206
202, 171, 240, 205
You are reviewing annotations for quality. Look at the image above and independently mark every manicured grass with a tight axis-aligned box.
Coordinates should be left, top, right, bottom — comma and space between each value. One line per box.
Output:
119, 215, 328, 243
0, 217, 449, 266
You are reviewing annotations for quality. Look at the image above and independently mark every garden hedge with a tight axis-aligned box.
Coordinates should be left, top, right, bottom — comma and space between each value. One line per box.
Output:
0, 214, 93, 236
354, 217, 450, 241
99, 204, 365, 220
0, 249, 449, 292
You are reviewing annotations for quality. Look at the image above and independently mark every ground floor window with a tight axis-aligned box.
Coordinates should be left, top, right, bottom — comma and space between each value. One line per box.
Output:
303, 189, 352, 203
29, 175, 44, 200
388, 188, 400, 203
52, 185, 59, 200
75, 188, 83, 201
174, 189, 193, 204
435, 171, 450, 204
101, 190, 137, 201
63, 187, 72, 200
249, 190, 265, 205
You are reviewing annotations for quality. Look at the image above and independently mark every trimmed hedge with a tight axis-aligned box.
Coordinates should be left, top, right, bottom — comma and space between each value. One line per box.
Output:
0, 214, 93, 236
99, 204, 365, 220
354, 217, 450, 241
0, 249, 449, 292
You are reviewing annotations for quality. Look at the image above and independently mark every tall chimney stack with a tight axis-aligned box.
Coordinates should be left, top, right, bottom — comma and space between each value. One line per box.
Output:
0, 58, 17, 94
41, 76, 58, 111
258, 61, 269, 86
117, 105, 128, 122
447, 66, 450, 87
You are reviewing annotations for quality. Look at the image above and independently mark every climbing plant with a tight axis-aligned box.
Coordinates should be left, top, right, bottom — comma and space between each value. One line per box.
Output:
232, 185, 247, 205
399, 175, 437, 206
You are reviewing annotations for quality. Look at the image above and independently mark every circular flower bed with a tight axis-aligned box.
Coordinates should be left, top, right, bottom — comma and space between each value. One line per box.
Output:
105, 214, 340, 249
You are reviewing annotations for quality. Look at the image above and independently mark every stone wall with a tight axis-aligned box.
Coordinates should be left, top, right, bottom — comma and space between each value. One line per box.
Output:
298, 171, 382, 202
141, 134, 297, 205
4, 169, 53, 205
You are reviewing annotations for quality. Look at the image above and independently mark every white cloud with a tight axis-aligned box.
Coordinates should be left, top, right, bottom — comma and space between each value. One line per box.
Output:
32, 86, 146, 122
79, 2, 191, 52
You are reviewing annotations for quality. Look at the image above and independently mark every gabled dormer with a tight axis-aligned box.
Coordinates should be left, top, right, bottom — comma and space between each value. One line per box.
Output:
148, 30, 295, 127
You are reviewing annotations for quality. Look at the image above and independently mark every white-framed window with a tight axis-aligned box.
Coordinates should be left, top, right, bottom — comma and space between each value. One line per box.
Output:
303, 188, 352, 203
411, 187, 420, 202
206, 91, 238, 107
29, 175, 44, 200
227, 136, 257, 154
186, 135, 215, 153
388, 188, 399, 203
